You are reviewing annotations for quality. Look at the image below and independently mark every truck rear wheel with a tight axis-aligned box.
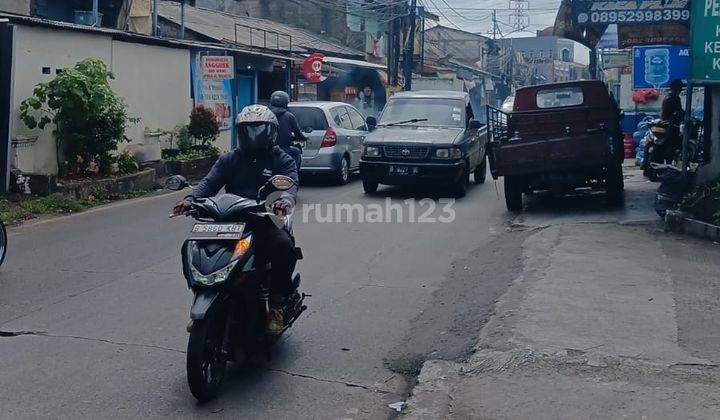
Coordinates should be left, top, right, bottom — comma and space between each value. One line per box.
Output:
606, 163, 624, 204
474, 155, 487, 184
504, 176, 524, 212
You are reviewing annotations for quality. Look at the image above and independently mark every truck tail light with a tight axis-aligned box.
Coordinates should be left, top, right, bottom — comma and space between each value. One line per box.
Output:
321, 128, 337, 148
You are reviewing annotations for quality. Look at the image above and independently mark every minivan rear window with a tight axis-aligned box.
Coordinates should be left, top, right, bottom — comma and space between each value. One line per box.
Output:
536, 87, 584, 108
289, 106, 329, 131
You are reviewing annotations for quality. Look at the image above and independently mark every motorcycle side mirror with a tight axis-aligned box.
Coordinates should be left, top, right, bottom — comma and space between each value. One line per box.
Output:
165, 175, 189, 191
270, 175, 296, 191
257, 175, 297, 202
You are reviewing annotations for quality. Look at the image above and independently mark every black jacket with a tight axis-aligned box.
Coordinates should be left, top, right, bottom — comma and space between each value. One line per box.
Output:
270, 106, 306, 148
192, 146, 298, 205
661, 94, 684, 125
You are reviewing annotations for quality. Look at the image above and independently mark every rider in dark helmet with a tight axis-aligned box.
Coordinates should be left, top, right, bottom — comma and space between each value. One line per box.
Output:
173, 105, 299, 335
660, 79, 686, 162
269, 90, 305, 172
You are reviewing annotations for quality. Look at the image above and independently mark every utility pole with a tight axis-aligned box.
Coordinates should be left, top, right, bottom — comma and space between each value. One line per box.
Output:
92, 0, 99, 26
180, 0, 186, 39
509, 0, 530, 32
403, 0, 417, 91
152, 0, 159, 36
492, 10, 497, 40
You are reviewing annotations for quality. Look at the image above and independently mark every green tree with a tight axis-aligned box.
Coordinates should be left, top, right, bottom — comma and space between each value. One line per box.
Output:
19, 58, 137, 177
188, 105, 221, 147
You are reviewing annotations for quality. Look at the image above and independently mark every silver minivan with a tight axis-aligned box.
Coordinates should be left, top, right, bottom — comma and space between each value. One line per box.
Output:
288, 102, 368, 184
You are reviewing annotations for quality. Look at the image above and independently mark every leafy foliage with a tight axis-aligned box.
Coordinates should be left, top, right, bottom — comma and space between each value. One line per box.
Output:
175, 124, 194, 152
19, 58, 138, 177
188, 105, 220, 146
117, 150, 139, 175
19, 195, 90, 214
678, 177, 720, 225
166, 145, 220, 162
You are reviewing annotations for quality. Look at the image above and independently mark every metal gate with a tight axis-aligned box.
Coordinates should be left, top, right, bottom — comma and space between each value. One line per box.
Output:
0, 19, 13, 193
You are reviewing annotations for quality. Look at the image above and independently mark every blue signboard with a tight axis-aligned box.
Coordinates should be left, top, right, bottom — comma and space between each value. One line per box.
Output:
632, 45, 689, 89
573, 0, 690, 26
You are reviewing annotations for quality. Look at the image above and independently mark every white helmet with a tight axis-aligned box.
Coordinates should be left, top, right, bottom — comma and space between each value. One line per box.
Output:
236, 105, 278, 154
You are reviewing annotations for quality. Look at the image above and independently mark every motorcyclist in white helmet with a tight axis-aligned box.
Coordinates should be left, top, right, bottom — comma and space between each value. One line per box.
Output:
173, 105, 299, 334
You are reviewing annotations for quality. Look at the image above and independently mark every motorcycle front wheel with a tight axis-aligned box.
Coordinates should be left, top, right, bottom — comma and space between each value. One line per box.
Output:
187, 318, 227, 402
0, 220, 6, 266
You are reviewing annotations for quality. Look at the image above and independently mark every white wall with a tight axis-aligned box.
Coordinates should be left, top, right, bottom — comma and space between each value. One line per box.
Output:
12, 25, 112, 175
110, 40, 192, 157
10, 25, 195, 175
0, 0, 30, 15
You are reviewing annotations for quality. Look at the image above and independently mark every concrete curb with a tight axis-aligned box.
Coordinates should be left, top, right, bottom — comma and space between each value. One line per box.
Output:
56, 168, 157, 199
665, 210, 720, 242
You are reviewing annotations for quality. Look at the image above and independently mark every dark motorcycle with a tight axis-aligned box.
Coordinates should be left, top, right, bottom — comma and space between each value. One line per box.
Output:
642, 119, 680, 180
167, 174, 307, 402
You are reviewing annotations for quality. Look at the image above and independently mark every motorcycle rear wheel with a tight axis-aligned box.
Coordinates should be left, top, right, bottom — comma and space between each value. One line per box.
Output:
187, 318, 227, 402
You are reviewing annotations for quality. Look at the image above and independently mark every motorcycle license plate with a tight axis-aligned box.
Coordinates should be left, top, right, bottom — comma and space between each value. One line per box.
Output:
190, 223, 245, 239
389, 165, 418, 176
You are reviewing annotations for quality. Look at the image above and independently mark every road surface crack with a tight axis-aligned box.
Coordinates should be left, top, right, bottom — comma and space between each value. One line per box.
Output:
0, 330, 184, 354
267, 368, 395, 395
0, 330, 45, 337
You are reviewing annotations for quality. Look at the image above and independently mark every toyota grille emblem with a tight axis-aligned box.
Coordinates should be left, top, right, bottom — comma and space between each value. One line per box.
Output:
401, 148, 411, 156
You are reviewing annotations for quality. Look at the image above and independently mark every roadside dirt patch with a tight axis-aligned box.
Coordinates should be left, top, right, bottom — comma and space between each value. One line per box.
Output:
384, 229, 532, 376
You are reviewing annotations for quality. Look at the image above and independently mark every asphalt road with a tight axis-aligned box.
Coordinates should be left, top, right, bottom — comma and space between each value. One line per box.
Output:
0, 174, 511, 419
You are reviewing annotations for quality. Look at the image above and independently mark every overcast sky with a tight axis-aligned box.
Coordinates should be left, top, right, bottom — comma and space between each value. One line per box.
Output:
420, 0, 591, 64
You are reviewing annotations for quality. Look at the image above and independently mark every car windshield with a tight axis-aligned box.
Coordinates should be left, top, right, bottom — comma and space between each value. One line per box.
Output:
288, 106, 328, 131
379, 98, 465, 127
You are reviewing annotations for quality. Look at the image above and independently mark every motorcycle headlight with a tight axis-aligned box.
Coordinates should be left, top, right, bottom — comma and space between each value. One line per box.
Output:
189, 259, 239, 286
363, 145, 380, 157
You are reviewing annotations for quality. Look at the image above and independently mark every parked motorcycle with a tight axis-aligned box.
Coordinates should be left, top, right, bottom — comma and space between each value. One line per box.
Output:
166, 174, 307, 402
642, 119, 679, 180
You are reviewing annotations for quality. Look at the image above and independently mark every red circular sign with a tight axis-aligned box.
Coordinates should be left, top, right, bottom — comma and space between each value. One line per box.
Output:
303, 53, 327, 84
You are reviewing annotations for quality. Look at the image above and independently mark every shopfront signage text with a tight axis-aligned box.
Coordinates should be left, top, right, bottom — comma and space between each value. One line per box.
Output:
573, 0, 690, 26
303, 53, 328, 84
201, 56, 234, 80
690, 0, 720, 83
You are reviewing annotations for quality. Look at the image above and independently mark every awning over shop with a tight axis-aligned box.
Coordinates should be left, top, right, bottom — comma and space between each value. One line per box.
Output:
321, 56, 386, 71
553, 0, 690, 49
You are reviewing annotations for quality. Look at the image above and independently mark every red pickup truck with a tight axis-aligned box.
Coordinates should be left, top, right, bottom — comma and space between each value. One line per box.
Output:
487, 81, 624, 211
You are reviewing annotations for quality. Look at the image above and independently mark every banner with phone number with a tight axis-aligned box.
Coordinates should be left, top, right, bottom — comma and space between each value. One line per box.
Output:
572, 0, 690, 26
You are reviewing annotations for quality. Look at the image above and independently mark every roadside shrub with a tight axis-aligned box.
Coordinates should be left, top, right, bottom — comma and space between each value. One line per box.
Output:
117, 150, 139, 175
166, 145, 220, 162
188, 105, 220, 147
678, 177, 720, 225
19, 58, 138, 177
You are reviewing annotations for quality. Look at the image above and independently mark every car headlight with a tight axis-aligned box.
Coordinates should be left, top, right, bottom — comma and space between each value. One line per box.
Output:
435, 148, 462, 159
363, 145, 380, 157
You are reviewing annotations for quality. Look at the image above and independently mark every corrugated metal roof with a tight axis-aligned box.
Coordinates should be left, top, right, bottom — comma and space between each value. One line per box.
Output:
158, 2, 364, 59
0, 11, 291, 60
